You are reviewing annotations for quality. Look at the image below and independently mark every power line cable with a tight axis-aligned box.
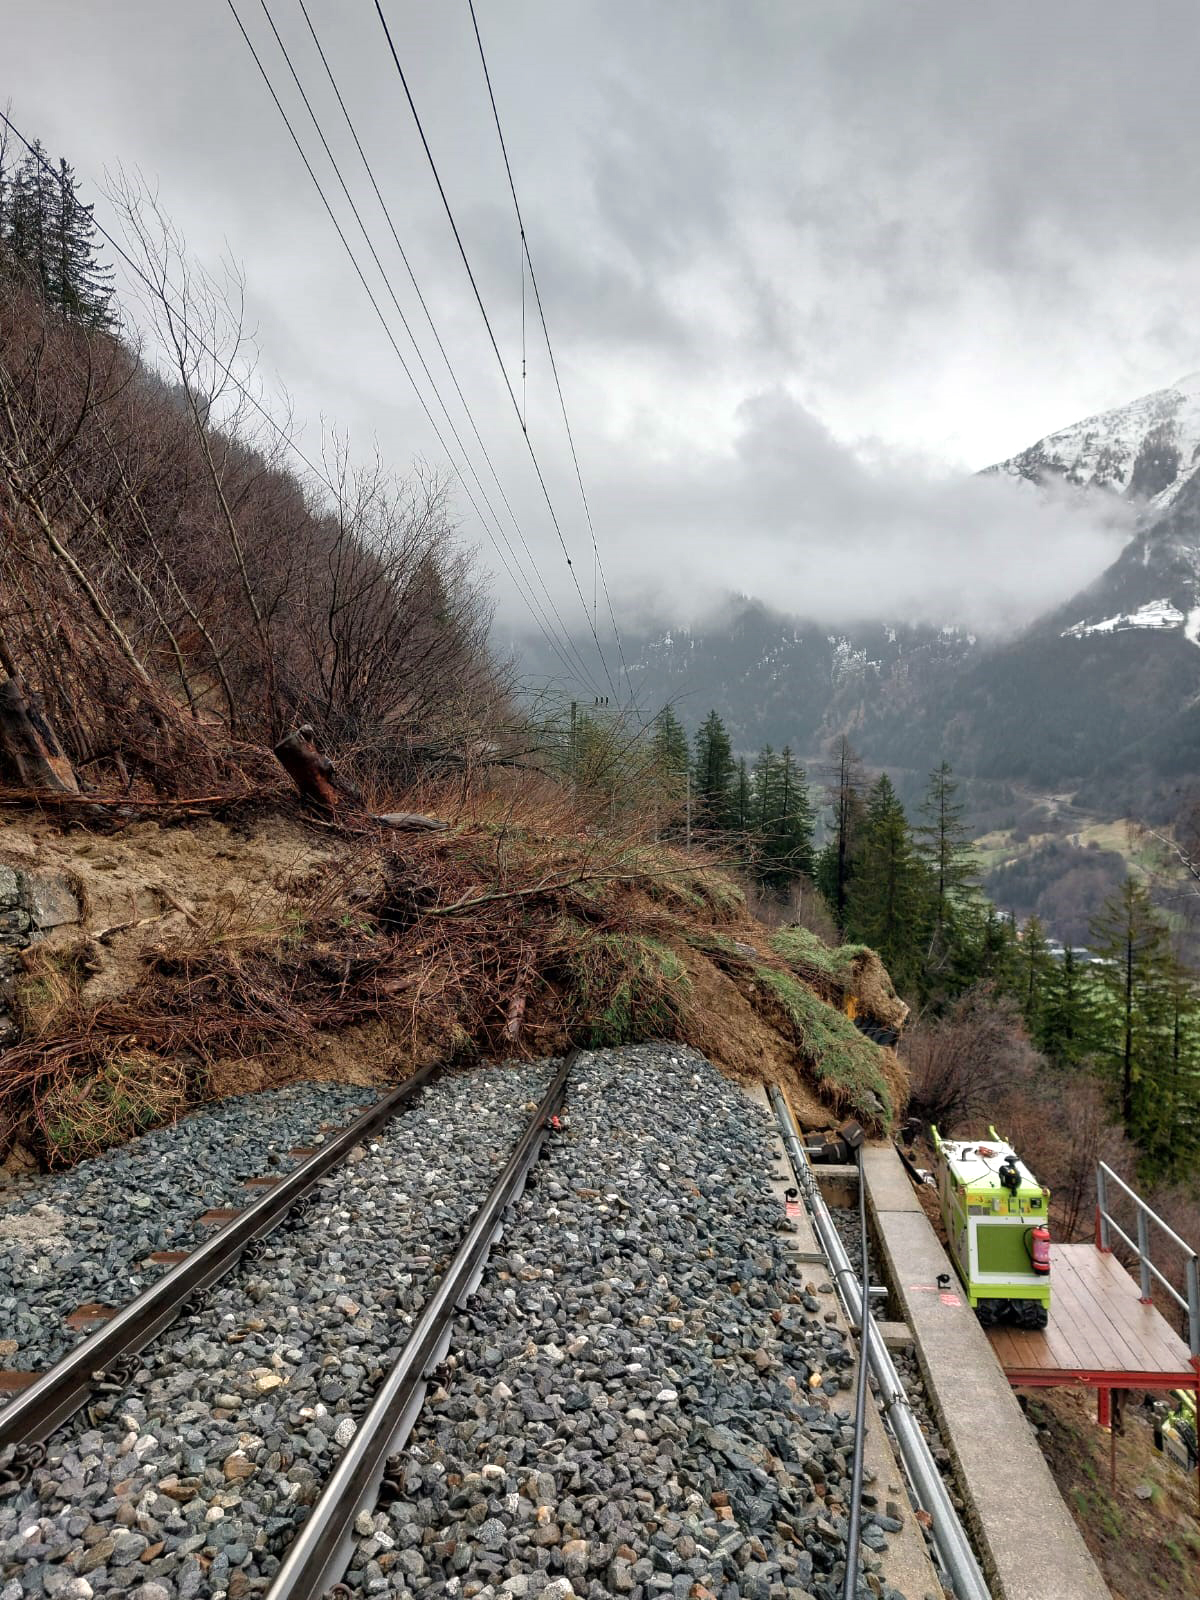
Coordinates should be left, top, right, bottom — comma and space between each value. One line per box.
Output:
371, 0, 620, 704
0, 103, 601, 701
465, 0, 637, 714
284, 0, 601, 693
225, 0, 603, 695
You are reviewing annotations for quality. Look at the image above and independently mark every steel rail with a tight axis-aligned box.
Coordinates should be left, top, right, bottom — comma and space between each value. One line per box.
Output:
264, 1050, 577, 1600
768, 1084, 992, 1600
0, 1061, 439, 1474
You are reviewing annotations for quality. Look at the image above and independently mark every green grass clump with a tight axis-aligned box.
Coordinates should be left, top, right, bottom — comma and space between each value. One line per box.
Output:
754, 963, 892, 1127
41, 1052, 190, 1164
692, 871, 746, 918
770, 926, 869, 983
563, 923, 692, 1047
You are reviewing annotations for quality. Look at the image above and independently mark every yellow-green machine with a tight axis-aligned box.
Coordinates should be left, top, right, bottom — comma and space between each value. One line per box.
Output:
1156, 1389, 1198, 1472
931, 1126, 1052, 1330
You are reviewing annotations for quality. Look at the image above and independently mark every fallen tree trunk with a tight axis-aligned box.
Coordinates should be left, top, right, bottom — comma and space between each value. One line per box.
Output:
0, 676, 79, 793
273, 724, 339, 813
375, 812, 449, 832
274, 724, 449, 832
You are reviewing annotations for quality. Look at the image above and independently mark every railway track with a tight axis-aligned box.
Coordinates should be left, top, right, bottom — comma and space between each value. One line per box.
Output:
2, 1048, 949, 1600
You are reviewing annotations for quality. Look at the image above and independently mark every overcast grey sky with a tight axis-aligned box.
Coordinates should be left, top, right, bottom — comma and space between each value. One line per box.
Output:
7, 1, 1200, 642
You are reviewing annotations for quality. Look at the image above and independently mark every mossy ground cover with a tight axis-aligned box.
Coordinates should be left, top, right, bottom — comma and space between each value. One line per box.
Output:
751, 963, 893, 1127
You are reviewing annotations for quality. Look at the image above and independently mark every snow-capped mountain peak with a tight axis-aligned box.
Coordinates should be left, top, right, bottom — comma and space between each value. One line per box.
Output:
992, 376, 1200, 516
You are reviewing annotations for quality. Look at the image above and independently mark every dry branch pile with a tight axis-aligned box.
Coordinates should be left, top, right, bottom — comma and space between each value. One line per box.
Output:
0, 794, 905, 1166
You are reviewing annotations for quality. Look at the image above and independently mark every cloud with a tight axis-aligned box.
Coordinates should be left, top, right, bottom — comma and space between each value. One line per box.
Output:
2, 0, 1192, 653
544, 388, 1136, 636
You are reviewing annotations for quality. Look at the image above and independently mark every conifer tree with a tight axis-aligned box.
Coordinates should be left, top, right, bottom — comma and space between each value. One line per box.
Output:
652, 705, 689, 790
1142, 964, 1200, 1176
1, 140, 114, 327
914, 761, 976, 929
815, 736, 866, 925
691, 710, 735, 828
1018, 914, 1054, 1039
1038, 944, 1093, 1067
846, 774, 922, 989
732, 756, 752, 833
1089, 879, 1175, 1137
751, 745, 815, 889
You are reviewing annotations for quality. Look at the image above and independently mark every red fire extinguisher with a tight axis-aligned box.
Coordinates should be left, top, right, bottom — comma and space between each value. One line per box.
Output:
1027, 1225, 1051, 1275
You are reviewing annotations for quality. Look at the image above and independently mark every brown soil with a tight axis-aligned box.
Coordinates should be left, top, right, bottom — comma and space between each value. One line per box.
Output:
0, 802, 909, 1168
204, 1019, 429, 1099
676, 945, 830, 1128
0, 810, 350, 1002
1025, 1386, 1200, 1600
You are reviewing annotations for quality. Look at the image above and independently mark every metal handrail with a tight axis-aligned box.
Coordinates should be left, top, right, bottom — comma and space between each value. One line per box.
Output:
1096, 1161, 1199, 1359
768, 1085, 992, 1600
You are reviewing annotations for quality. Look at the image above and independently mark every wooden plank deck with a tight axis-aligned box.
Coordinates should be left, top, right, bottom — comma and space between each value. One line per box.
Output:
988, 1242, 1199, 1387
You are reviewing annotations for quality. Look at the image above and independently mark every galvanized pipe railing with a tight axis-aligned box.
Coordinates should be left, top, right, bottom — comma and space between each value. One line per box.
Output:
1096, 1161, 1199, 1358
768, 1084, 992, 1600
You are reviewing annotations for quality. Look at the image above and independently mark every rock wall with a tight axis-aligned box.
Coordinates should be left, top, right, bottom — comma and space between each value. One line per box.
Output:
0, 864, 82, 1047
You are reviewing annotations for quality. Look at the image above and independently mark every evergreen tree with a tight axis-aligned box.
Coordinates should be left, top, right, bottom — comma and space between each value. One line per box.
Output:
1089, 879, 1175, 1138
647, 705, 690, 837
1018, 914, 1055, 1039
1145, 964, 1200, 1176
846, 774, 922, 989
914, 762, 976, 931
691, 710, 735, 829
652, 705, 689, 790
732, 756, 752, 834
815, 736, 866, 926
948, 899, 1021, 1001
1038, 945, 1093, 1067
1, 140, 113, 326
751, 744, 815, 889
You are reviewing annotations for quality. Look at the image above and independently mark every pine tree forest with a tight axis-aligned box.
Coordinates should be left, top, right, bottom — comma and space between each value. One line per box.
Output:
601, 703, 1200, 1186
0, 135, 114, 327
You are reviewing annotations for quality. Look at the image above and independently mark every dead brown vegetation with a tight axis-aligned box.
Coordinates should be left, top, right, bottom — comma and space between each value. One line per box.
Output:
0, 191, 500, 800
0, 768, 907, 1166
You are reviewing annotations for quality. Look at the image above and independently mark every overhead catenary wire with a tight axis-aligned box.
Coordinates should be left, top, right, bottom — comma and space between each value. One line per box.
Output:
285, 0, 603, 697
0, 108, 593, 696
371, 0, 621, 707
224, 0, 605, 698
464, 0, 638, 718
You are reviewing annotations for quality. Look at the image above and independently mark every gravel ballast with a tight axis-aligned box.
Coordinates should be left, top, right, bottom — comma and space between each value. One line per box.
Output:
0, 1060, 557, 1597
0, 1081, 379, 1379
338, 1045, 912, 1600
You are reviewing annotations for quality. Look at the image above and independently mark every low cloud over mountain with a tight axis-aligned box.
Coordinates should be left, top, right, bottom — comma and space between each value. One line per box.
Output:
583, 389, 1133, 636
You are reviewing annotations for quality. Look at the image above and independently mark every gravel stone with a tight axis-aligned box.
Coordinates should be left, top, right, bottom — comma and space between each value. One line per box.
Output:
5, 1049, 921, 1600
338, 1046, 908, 1599
0, 1080, 379, 1377
3, 1062, 556, 1598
